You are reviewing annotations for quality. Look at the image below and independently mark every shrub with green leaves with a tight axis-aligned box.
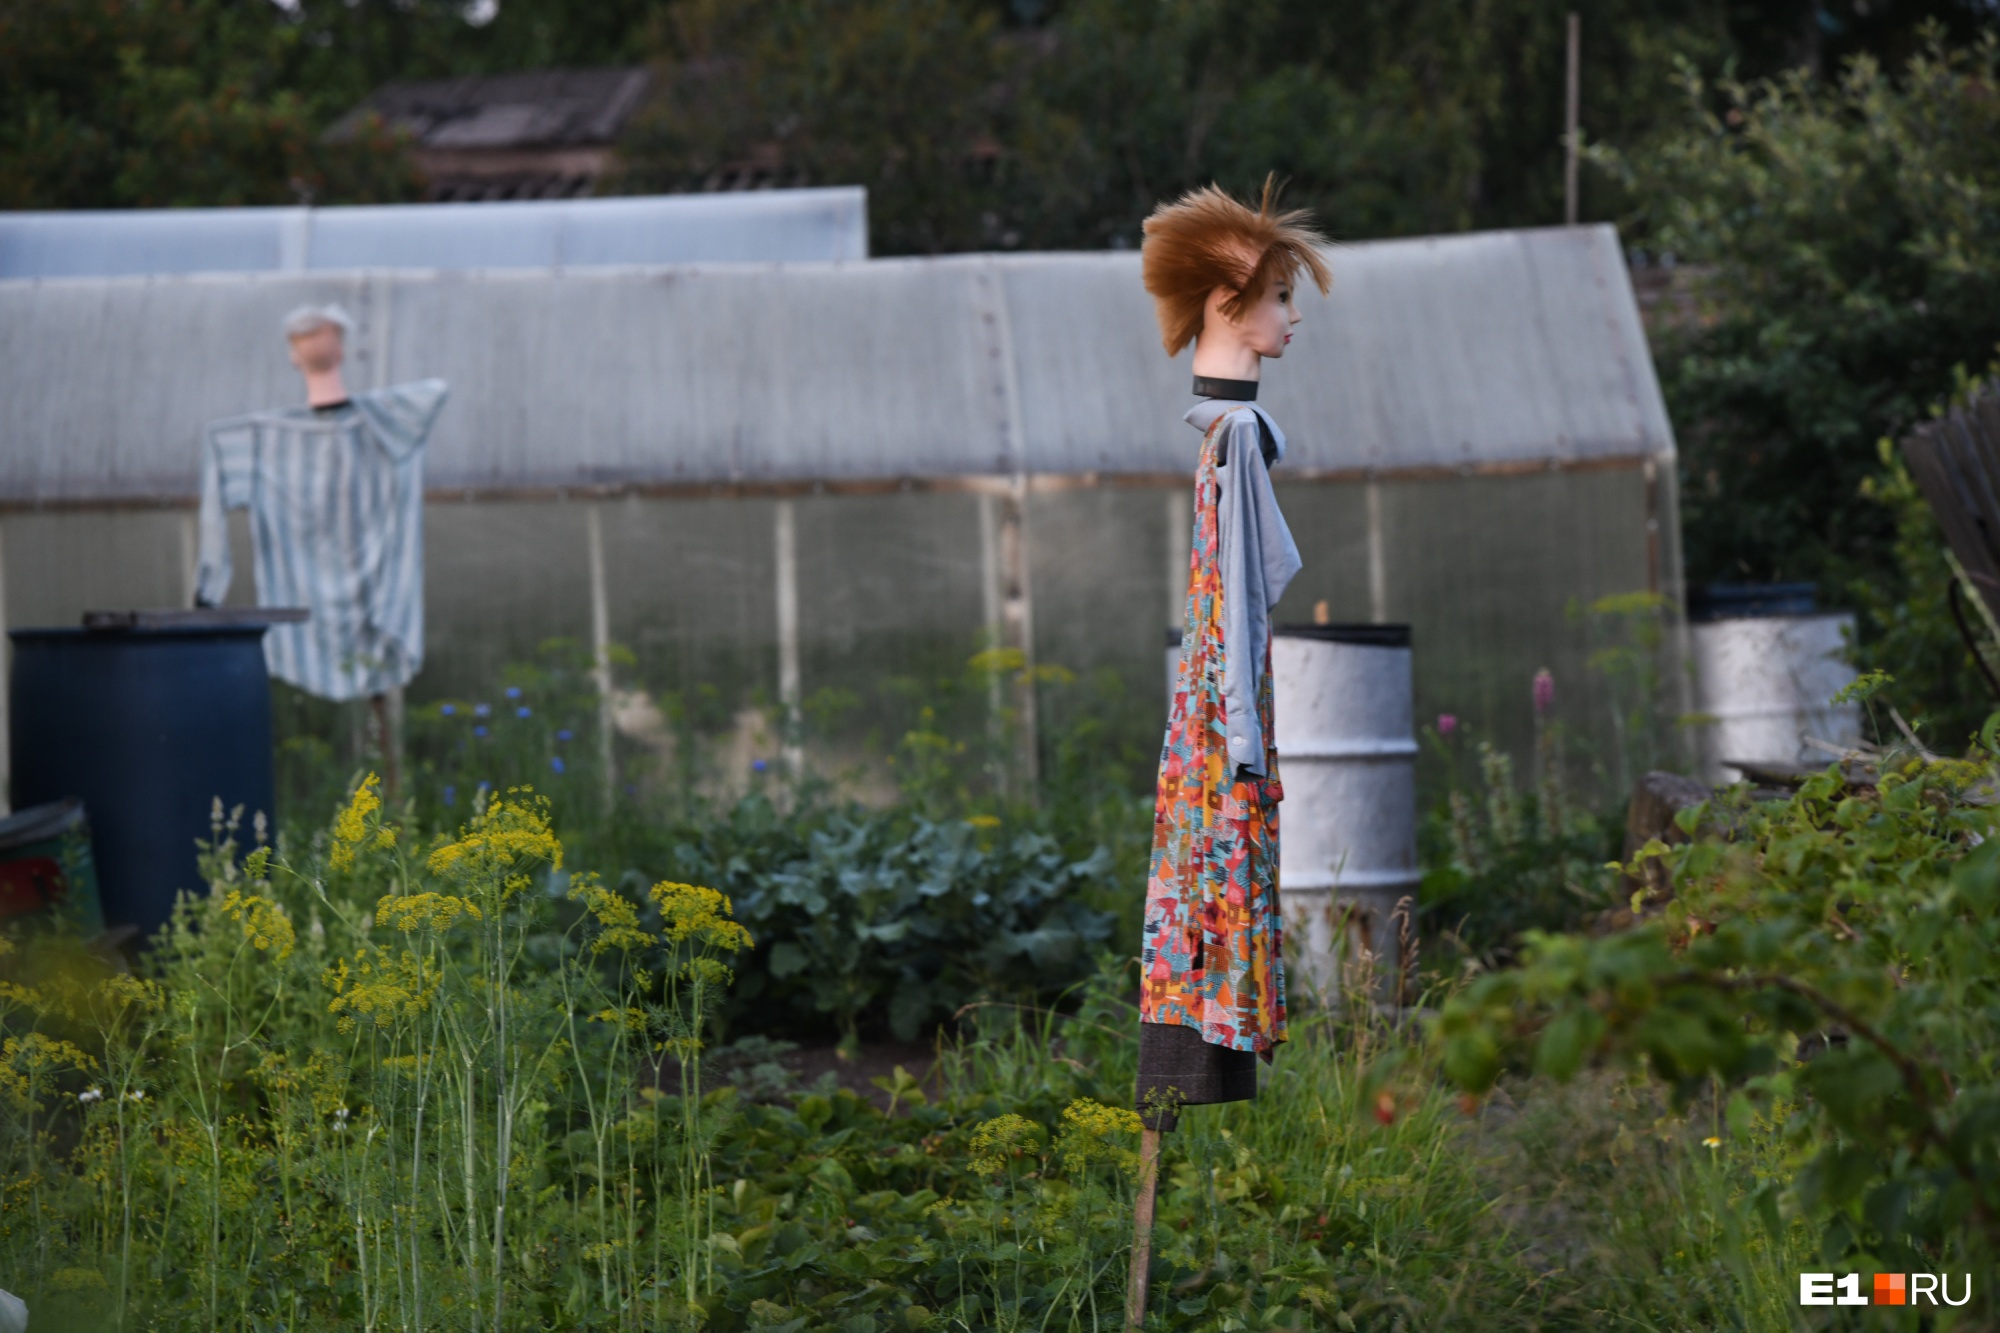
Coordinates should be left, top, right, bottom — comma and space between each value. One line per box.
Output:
1437, 741, 2000, 1318
718, 814, 1117, 1052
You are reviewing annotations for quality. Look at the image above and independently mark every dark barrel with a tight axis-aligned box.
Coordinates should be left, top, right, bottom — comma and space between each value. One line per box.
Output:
10, 616, 282, 943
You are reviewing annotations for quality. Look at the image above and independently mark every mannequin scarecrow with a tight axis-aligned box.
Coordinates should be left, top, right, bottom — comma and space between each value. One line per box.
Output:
1127, 181, 1330, 1327
195, 304, 448, 799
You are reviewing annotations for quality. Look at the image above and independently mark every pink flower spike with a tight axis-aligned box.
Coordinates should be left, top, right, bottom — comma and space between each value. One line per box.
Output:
1436, 713, 1458, 736
1532, 669, 1555, 716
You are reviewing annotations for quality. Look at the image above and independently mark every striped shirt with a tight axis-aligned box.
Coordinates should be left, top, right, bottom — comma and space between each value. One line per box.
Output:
195, 381, 449, 701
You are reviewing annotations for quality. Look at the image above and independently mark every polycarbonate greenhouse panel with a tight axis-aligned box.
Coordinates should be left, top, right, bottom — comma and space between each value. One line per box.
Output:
9, 465, 1669, 806
0, 189, 869, 280
0, 225, 1673, 505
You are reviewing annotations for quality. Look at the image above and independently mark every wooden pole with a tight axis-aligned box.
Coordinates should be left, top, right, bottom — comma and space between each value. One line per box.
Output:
371, 691, 400, 807
1564, 12, 1582, 226
1126, 1127, 1162, 1330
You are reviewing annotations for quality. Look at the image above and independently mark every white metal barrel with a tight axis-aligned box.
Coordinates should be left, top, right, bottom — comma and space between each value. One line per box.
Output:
1689, 590, 1859, 782
1271, 624, 1418, 1002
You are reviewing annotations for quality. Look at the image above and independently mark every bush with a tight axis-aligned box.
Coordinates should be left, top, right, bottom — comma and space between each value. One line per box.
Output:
1438, 739, 2000, 1319
658, 797, 1119, 1050
1419, 720, 1624, 970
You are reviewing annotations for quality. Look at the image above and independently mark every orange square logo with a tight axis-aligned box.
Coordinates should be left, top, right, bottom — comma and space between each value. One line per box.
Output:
1874, 1273, 1907, 1306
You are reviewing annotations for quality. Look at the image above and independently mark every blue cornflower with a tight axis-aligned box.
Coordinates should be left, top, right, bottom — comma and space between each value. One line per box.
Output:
550, 756, 566, 774
440, 703, 456, 717
516, 706, 532, 719
505, 686, 522, 700
752, 758, 769, 773
443, 785, 457, 807
474, 725, 489, 738
474, 703, 491, 718
556, 729, 573, 742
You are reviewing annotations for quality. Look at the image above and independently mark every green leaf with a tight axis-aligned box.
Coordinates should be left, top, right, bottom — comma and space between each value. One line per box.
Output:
769, 941, 809, 978
1533, 1006, 1605, 1082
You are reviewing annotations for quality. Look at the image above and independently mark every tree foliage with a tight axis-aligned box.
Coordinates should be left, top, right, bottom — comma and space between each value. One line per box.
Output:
1605, 36, 2000, 593
0, 0, 424, 208
0, 0, 665, 209
623, 0, 1757, 251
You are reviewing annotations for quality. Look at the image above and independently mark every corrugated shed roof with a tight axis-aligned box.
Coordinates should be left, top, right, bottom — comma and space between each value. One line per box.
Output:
0, 224, 1673, 504
325, 67, 653, 149
0, 189, 869, 280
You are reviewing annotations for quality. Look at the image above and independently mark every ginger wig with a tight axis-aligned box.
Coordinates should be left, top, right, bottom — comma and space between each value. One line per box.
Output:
1140, 176, 1332, 357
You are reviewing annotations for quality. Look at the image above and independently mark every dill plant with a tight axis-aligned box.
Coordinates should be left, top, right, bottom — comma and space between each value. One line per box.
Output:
0, 774, 754, 1330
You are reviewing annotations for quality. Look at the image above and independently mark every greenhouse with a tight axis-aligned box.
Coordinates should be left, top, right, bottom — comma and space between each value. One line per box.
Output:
0, 221, 1685, 805
0, 187, 869, 278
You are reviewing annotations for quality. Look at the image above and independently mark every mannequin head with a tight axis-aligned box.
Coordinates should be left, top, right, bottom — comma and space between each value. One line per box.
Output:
282, 304, 354, 407
1141, 178, 1331, 381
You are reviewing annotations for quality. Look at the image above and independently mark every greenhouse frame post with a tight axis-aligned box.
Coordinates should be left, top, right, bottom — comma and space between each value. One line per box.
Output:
1649, 454, 1700, 769
978, 492, 1008, 785
1365, 479, 1388, 623
585, 504, 617, 811
774, 499, 804, 780
178, 511, 200, 607
977, 259, 1041, 795
0, 519, 8, 815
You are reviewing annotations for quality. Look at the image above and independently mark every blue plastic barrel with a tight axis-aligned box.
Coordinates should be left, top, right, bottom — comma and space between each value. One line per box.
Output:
9, 613, 285, 943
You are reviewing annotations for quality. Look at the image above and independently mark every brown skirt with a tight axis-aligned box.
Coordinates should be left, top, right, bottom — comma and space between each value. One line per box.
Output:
1134, 1020, 1257, 1131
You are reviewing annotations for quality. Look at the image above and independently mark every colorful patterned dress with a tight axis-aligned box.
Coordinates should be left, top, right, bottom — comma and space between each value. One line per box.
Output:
1140, 405, 1290, 1060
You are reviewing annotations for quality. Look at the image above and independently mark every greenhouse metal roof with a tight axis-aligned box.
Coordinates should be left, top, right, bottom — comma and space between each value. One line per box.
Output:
0, 188, 869, 280
0, 223, 1672, 505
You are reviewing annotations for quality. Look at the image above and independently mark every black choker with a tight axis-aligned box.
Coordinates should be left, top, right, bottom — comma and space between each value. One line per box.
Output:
1192, 375, 1258, 401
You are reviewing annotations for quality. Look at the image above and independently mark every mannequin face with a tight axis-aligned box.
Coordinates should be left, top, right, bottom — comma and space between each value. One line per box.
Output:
1212, 277, 1303, 360
1189, 260, 1305, 382
287, 324, 345, 376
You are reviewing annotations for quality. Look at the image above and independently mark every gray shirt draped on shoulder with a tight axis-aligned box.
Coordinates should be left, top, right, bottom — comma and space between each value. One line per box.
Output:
1184, 398, 1303, 778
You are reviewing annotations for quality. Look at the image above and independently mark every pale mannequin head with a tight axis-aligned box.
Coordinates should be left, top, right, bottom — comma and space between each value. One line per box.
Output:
282, 304, 354, 407
1141, 178, 1330, 383
1192, 259, 1303, 381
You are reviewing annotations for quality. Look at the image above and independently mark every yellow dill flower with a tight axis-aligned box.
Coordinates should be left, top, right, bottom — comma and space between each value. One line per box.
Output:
0, 1034, 100, 1107
96, 974, 166, 1014
219, 889, 296, 959
0, 980, 46, 1014
590, 1006, 649, 1035
426, 791, 563, 893
330, 773, 382, 871
374, 892, 483, 934
968, 1113, 1043, 1175
324, 946, 440, 1033
1056, 1098, 1142, 1175
49, 1268, 109, 1294
967, 647, 1028, 677
649, 881, 752, 952
568, 876, 653, 954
